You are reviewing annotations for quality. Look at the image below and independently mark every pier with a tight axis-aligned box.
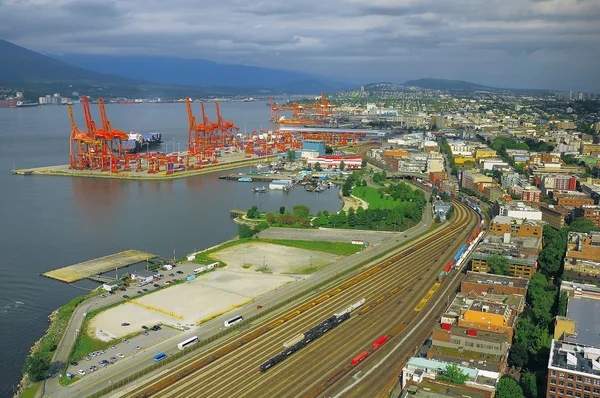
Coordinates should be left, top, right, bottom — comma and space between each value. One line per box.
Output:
219, 173, 293, 182
43, 250, 155, 283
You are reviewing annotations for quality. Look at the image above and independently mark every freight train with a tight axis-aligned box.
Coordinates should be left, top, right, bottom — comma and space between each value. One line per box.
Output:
259, 298, 365, 372
437, 194, 486, 282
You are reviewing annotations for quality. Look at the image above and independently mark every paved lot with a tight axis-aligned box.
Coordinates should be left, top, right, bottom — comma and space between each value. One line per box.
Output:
65, 326, 180, 381
256, 227, 396, 246
214, 241, 341, 274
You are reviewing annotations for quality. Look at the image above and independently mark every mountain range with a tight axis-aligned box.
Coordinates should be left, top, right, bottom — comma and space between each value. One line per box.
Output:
1, 39, 531, 99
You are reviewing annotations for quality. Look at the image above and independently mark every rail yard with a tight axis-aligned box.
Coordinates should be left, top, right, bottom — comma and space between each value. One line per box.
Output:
103, 199, 480, 398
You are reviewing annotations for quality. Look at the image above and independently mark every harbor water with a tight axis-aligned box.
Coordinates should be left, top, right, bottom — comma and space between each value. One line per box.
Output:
0, 102, 342, 397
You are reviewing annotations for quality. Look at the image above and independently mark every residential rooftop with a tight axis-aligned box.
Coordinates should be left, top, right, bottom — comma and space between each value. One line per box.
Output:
564, 296, 600, 347
463, 271, 529, 291
470, 299, 508, 317
549, 340, 600, 377
401, 378, 493, 398
491, 215, 542, 227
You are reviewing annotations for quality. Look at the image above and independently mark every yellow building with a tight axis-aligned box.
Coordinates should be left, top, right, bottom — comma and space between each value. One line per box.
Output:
454, 156, 476, 164
475, 148, 498, 159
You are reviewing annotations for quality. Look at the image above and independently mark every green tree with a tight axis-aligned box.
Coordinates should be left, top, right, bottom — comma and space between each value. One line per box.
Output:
237, 224, 253, 239
569, 217, 600, 232
496, 376, 523, 398
434, 214, 441, 223
507, 342, 528, 368
437, 364, 468, 385
246, 205, 259, 219
339, 160, 345, 171
342, 177, 353, 197
520, 371, 537, 398
293, 205, 310, 219
347, 207, 357, 227
314, 162, 322, 172
279, 206, 285, 215
558, 291, 568, 316
286, 149, 296, 162
446, 205, 455, 220
24, 351, 51, 382
361, 158, 367, 169
362, 180, 367, 187
487, 255, 510, 275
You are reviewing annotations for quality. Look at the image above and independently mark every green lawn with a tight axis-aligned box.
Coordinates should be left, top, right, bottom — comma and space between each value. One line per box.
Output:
352, 186, 401, 209
21, 382, 42, 398
256, 239, 362, 256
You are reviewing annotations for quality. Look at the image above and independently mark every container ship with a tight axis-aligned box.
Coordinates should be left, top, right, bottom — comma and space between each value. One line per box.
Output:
123, 132, 163, 153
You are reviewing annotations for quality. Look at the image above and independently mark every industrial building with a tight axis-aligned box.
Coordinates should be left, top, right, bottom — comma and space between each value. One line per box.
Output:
546, 340, 600, 398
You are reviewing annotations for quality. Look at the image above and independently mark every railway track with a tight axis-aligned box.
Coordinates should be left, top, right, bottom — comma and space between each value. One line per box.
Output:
121, 201, 478, 398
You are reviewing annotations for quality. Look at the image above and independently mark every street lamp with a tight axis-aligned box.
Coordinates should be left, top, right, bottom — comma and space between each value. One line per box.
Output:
172, 138, 175, 153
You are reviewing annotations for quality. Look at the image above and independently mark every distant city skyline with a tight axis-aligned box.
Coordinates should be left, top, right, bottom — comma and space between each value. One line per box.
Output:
1, 0, 599, 92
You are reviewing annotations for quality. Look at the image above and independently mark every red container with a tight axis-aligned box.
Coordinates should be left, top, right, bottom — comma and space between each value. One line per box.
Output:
372, 336, 388, 350
351, 351, 369, 366
444, 263, 452, 273
441, 323, 452, 331
467, 329, 478, 336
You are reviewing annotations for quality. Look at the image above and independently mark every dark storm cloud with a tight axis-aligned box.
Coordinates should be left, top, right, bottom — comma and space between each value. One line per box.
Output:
0, 0, 598, 90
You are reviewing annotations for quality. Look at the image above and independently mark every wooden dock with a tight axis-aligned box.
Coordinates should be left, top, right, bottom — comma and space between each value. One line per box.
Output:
43, 250, 155, 283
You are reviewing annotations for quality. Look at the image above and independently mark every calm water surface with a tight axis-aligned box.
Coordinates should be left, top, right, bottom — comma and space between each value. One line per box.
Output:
0, 102, 341, 397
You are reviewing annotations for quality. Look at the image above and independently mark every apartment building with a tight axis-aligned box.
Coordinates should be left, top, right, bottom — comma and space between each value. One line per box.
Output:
488, 216, 543, 238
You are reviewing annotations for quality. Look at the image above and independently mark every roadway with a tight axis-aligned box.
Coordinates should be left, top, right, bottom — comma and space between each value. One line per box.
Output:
44, 201, 435, 398
118, 201, 478, 398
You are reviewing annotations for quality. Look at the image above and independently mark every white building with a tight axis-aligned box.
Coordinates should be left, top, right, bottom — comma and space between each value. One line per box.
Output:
499, 202, 543, 221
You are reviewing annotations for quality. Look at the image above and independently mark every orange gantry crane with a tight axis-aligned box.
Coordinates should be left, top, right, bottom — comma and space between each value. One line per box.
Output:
186, 98, 215, 168
68, 105, 92, 169
269, 97, 281, 122
215, 101, 239, 147
98, 98, 129, 173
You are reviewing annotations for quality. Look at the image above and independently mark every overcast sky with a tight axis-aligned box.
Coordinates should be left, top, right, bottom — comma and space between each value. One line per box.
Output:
1, 0, 599, 91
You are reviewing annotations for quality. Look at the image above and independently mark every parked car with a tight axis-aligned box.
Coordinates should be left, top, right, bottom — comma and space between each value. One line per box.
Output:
109, 356, 117, 363
109, 345, 116, 349
117, 353, 125, 358
123, 295, 129, 299
101, 294, 107, 298
165, 281, 172, 284
256, 305, 263, 309
141, 325, 148, 329
143, 288, 148, 292
134, 345, 142, 350
142, 331, 149, 336
88, 366, 95, 373
137, 290, 142, 294
169, 273, 175, 277
90, 352, 97, 358
177, 270, 184, 274
83, 356, 91, 361
70, 361, 78, 366
122, 339, 129, 344
78, 369, 86, 376
121, 322, 130, 326
153, 284, 159, 288
151, 325, 161, 331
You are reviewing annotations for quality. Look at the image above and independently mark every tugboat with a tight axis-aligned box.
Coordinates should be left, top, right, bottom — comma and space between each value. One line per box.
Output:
252, 186, 267, 193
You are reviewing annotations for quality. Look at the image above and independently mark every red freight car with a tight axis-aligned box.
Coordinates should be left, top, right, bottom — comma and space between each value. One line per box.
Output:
372, 336, 388, 350
351, 351, 369, 366
444, 263, 453, 273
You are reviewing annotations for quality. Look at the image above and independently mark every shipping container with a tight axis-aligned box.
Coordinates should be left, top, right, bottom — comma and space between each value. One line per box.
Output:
441, 323, 452, 331
438, 271, 447, 282
372, 336, 388, 350
467, 329, 478, 336
444, 263, 452, 273
351, 351, 369, 366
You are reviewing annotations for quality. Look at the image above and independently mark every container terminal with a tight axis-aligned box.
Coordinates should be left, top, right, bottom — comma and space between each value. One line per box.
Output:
12, 93, 378, 180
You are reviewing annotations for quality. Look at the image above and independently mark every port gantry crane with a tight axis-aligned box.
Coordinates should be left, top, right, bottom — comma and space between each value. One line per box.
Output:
186, 98, 215, 168
269, 97, 281, 122
81, 95, 104, 170
98, 98, 130, 173
215, 102, 239, 147
68, 105, 92, 170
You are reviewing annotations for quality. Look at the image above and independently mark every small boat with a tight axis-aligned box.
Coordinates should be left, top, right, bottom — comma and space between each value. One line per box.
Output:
253, 187, 267, 193
238, 177, 253, 182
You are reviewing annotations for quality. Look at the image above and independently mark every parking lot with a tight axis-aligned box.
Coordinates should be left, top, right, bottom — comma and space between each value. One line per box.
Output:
66, 325, 180, 379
